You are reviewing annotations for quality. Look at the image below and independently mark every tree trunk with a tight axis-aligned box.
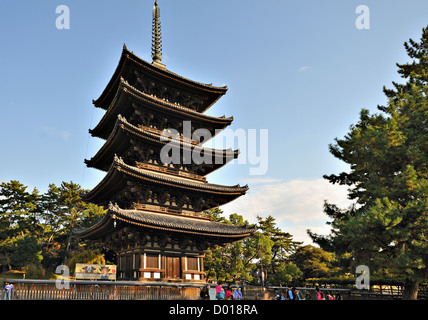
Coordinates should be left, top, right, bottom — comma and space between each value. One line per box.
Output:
402, 279, 419, 300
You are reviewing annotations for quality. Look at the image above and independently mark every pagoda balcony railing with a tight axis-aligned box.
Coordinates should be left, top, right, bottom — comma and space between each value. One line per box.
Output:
139, 125, 199, 146
136, 162, 207, 183
133, 203, 212, 220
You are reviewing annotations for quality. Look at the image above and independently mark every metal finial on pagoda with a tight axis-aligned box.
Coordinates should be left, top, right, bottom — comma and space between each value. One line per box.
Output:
151, 1, 165, 68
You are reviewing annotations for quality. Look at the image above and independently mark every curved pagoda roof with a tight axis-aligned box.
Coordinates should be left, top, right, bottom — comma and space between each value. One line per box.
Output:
85, 114, 239, 175
81, 155, 248, 208
74, 203, 256, 242
93, 44, 228, 114
89, 77, 233, 140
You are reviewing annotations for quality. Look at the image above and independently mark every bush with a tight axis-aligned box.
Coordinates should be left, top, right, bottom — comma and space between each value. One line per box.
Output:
24, 263, 46, 279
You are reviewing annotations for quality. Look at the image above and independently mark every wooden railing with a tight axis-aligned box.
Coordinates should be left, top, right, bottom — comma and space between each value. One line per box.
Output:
4, 280, 425, 300
136, 162, 207, 182
4, 279, 203, 300
139, 125, 199, 146
132, 203, 211, 220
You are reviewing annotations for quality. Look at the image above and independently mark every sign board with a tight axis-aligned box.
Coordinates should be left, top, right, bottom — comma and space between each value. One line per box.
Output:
75, 264, 117, 280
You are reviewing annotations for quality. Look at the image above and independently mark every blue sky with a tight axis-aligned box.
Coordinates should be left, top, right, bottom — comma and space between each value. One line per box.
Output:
1, 0, 427, 244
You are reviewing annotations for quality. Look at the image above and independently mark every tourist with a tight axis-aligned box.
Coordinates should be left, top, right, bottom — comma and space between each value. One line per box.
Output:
325, 291, 334, 300
335, 291, 342, 300
275, 289, 285, 300
199, 285, 210, 300
215, 280, 225, 300
305, 290, 311, 300
294, 288, 304, 300
233, 287, 243, 300
287, 287, 294, 300
316, 287, 324, 300
3, 282, 13, 300
225, 286, 232, 299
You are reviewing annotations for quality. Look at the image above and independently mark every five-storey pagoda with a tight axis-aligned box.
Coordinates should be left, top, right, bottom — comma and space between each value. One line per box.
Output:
76, 1, 255, 282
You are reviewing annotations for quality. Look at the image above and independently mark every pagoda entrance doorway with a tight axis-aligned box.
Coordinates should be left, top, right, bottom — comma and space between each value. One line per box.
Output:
166, 256, 180, 280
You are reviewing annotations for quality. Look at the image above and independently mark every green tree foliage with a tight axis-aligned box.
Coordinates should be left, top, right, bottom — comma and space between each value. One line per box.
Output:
11, 235, 43, 268
204, 209, 261, 282
40, 182, 106, 265
0, 181, 41, 270
204, 210, 304, 285
309, 26, 428, 299
256, 215, 302, 276
0, 181, 41, 235
0, 180, 106, 274
269, 262, 303, 286
290, 245, 334, 279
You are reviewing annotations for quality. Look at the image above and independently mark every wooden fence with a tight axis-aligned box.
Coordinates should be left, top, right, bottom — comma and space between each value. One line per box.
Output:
4, 279, 202, 300
3, 279, 426, 300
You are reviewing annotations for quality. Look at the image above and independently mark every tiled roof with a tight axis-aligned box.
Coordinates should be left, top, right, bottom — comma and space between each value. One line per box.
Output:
120, 78, 233, 123
93, 45, 227, 113
89, 78, 232, 140
85, 114, 239, 172
81, 155, 248, 206
115, 156, 248, 193
75, 203, 256, 240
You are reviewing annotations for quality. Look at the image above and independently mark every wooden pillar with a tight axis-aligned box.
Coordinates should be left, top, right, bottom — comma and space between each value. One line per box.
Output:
199, 255, 204, 280
199, 255, 204, 272
181, 255, 186, 280
161, 254, 166, 279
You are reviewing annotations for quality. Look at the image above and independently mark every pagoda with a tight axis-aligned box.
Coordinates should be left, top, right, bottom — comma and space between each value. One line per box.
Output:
76, 1, 255, 282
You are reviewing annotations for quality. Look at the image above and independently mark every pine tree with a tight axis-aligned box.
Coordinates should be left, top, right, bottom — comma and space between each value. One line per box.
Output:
310, 26, 428, 299
0, 181, 40, 271
0, 180, 106, 273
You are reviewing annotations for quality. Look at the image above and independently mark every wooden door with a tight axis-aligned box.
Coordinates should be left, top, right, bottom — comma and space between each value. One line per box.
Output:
166, 257, 180, 279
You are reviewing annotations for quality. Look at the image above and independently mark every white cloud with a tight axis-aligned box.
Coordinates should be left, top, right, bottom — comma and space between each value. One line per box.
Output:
298, 66, 311, 72
221, 178, 354, 245
286, 223, 332, 245
242, 177, 282, 185
41, 126, 71, 140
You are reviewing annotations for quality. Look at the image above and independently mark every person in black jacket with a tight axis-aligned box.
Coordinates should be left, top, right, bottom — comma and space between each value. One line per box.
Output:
199, 285, 210, 300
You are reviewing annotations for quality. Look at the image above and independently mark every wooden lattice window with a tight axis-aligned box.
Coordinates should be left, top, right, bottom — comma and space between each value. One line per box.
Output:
187, 257, 199, 271
146, 254, 160, 269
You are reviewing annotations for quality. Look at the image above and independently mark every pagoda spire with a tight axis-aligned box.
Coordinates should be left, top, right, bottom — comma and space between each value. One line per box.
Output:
151, 1, 165, 69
